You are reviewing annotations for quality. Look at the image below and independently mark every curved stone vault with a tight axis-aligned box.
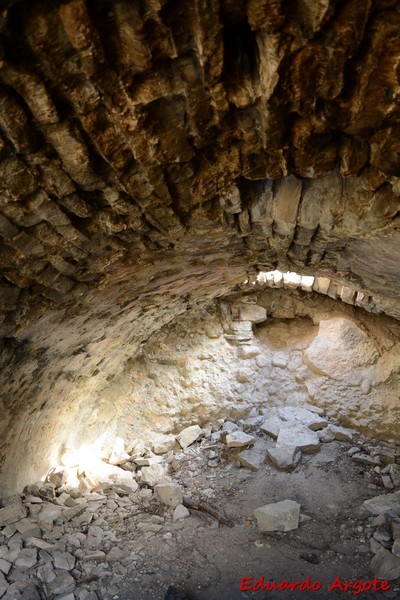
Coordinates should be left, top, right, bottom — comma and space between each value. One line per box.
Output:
0, 0, 399, 494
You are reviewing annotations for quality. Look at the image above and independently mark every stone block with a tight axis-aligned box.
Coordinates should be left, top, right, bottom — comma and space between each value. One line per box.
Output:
267, 446, 301, 471
370, 546, 400, 580
176, 425, 202, 449
260, 415, 284, 439
254, 499, 300, 532
154, 483, 183, 507
276, 424, 320, 453
362, 491, 400, 515
0, 499, 27, 526
224, 431, 255, 448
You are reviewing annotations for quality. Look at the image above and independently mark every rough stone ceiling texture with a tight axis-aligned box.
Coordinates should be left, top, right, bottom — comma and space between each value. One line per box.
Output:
0, 0, 399, 333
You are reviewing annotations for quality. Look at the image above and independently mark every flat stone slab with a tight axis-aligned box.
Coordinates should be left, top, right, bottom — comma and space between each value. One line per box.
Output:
254, 499, 301, 532
276, 423, 320, 454
238, 449, 265, 471
362, 491, 400, 515
176, 425, 202, 449
140, 464, 171, 486
351, 453, 382, 466
318, 428, 336, 443
0, 500, 27, 526
154, 483, 183, 507
267, 446, 301, 471
371, 546, 400, 580
388, 464, 400, 486
328, 425, 354, 442
260, 415, 284, 439
224, 431, 255, 448
278, 406, 328, 431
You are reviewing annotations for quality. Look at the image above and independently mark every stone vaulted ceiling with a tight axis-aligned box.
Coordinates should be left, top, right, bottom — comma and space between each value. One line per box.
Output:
0, 0, 400, 492
0, 0, 399, 332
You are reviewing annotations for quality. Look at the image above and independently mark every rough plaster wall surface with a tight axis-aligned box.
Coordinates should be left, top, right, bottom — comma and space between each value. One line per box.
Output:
114, 292, 400, 452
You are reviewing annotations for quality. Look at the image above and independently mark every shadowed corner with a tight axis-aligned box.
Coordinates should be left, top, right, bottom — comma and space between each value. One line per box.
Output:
164, 585, 192, 600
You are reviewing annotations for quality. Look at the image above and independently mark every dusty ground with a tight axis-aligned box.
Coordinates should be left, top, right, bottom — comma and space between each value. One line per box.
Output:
111, 437, 399, 600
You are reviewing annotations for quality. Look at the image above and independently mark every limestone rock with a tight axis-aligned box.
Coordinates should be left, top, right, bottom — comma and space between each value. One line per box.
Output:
237, 346, 259, 359
318, 428, 336, 443
140, 464, 171, 487
52, 551, 75, 571
83, 460, 136, 488
370, 546, 400, 580
267, 446, 301, 471
48, 571, 76, 595
211, 419, 224, 432
278, 406, 328, 431
271, 353, 287, 368
152, 435, 177, 455
176, 425, 202, 449
37, 503, 63, 523
237, 304, 267, 323
304, 318, 378, 383
327, 425, 354, 442
238, 449, 265, 471
242, 416, 264, 432
109, 437, 130, 465
260, 415, 284, 439
154, 483, 183, 507
276, 424, 320, 453
173, 504, 190, 521
388, 464, 400, 486
254, 500, 301, 532
392, 539, 400, 558
0, 573, 7, 598
0, 499, 27, 526
224, 431, 255, 448
362, 491, 400, 515
14, 548, 37, 569
352, 453, 381, 466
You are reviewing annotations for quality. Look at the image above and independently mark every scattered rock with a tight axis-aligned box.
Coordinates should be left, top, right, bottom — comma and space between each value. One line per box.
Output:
211, 419, 224, 432
0, 499, 27, 526
224, 431, 255, 449
48, 571, 76, 595
154, 483, 183, 507
14, 548, 37, 569
328, 425, 354, 442
352, 453, 382, 466
267, 446, 301, 471
152, 435, 177, 455
238, 449, 265, 471
173, 504, 190, 521
278, 407, 328, 431
260, 415, 283, 439
176, 425, 202, 449
254, 499, 301, 532
140, 464, 170, 486
388, 464, 400, 486
362, 491, 400, 515
370, 546, 400, 580
109, 437, 130, 465
242, 416, 264, 433
318, 428, 336, 443
52, 551, 75, 571
276, 424, 320, 453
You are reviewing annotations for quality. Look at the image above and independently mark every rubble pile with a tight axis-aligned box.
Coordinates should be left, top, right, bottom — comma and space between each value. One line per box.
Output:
0, 405, 399, 599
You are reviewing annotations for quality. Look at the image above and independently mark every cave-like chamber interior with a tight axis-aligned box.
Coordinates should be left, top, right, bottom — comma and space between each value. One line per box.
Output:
0, 1, 400, 599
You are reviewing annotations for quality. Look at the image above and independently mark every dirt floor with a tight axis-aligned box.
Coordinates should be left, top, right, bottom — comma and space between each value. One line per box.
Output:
111, 436, 400, 600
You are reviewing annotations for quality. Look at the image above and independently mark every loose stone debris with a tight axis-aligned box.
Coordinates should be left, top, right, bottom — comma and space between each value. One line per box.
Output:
0, 406, 399, 600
